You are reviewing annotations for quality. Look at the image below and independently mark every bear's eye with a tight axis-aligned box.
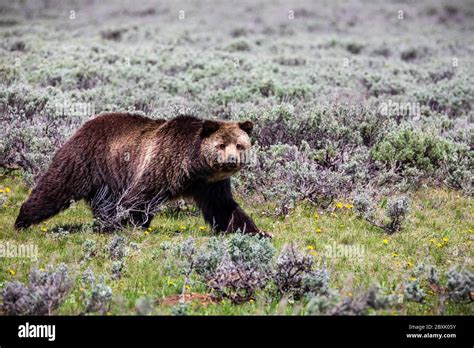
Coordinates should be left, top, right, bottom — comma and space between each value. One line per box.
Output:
236, 144, 244, 151
218, 144, 226, 150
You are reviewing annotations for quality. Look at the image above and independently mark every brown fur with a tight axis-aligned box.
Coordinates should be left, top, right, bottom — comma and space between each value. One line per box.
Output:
15, 113, 268, 236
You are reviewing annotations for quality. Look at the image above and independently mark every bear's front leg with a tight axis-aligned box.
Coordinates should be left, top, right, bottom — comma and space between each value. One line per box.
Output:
192, 179, 271, 238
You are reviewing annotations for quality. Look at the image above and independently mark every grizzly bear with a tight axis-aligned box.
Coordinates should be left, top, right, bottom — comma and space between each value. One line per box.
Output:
15, 113, 270, 237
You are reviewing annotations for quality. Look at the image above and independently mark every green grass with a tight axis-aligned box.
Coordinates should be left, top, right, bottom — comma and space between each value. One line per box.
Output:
0, 174, 472, 315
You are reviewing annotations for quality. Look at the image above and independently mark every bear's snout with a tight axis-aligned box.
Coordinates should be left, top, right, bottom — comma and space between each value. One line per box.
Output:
227, 154, 237, 164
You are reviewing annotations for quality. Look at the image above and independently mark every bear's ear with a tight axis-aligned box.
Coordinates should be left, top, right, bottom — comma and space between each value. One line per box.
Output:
238, 121, 253, 136
201, 120, 220, 138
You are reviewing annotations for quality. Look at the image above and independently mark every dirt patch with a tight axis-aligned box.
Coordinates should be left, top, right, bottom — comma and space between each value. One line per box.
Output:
158, 292, 217, 306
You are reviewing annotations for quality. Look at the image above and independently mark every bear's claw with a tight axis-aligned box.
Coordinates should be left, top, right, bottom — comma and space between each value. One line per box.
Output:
254, 230, 273, 239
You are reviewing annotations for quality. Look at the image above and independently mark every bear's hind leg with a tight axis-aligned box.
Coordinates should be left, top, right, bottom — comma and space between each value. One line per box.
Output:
15, 181, 76, 229
15, 147, 91, 230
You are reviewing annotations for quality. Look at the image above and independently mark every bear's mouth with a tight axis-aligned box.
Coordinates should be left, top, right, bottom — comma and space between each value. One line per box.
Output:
208, 159, 243, 172
223, 163, 238, 170
207, 166, 241, 182
220, 162, 243, 172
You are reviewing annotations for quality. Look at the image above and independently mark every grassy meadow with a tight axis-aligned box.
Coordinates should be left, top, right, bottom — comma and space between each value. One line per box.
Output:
0, 174, 472, 315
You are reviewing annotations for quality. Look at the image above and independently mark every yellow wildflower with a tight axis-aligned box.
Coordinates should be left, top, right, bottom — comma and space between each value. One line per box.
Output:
313, 213, 319, 219
185, 284, 191, 291
199, 226, 207, 231
442, 237, 449, 243
9, 269, 16, 276
383, 239, 389, 245
344, 203, 353, 209
144, 230, 149, 235
436, 242, 443, 249
41, 227, 48, 232
167, 280, 176, 286
409, 277, 417, 281
347, 292, 353, 297
315, 228, 322, 233
307, 245, 315, 250
179, 225, 186, 230
393, 252, 398, 258
407, 261, 413, 268
5, 187, 10, 193
430, 238, 436, 244
335, 202, 343, 209
0, 189, 4, 193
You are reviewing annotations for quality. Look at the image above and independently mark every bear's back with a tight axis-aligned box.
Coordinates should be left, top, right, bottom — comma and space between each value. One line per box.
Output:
72, 112, 165, 140
86, 112, 165, 130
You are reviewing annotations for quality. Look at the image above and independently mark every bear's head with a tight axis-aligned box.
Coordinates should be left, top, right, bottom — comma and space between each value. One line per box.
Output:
200, 119, 253, 181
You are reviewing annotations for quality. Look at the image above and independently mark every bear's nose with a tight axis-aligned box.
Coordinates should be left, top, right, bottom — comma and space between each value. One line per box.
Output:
227, 154, 237, 164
